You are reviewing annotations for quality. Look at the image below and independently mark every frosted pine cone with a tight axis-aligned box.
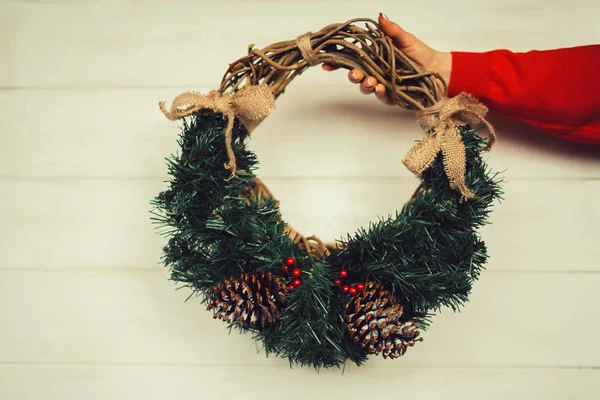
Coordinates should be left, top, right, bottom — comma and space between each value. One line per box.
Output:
207, 272, 289, 329
345, 282, 423, 359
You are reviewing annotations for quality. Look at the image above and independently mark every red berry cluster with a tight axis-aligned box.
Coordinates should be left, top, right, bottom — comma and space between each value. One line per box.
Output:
281, 257, 302, 289
333, 269, 365, 296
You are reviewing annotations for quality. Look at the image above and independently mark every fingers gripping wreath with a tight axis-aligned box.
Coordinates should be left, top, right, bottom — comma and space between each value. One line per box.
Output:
152, 18, 502, 369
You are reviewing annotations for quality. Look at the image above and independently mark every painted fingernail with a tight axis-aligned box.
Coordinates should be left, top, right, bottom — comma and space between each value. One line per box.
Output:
365, 79, 374, 88
375, 85, 381, 93
380, 13, 390, 21
350, 70, 358, 80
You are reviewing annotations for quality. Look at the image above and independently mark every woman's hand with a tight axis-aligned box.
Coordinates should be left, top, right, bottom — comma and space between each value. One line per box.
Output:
323, 13, 452, 104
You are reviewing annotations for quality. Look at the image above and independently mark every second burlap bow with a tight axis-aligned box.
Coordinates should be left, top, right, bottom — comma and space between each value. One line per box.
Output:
403, 92, 496, 200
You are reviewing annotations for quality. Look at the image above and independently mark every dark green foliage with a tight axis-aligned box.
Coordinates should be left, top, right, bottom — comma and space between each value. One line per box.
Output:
333, 132, 502, 325
151, 110, 502, 369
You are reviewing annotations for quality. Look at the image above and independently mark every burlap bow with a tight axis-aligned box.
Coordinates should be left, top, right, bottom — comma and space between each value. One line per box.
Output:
159, 84, 276, 180
402, 92, 496, 201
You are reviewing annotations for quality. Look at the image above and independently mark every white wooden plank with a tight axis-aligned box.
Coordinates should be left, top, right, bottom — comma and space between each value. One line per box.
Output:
1, 89, 598, 180
1, 1, 598, 87
2, 0, 96, 4
0, 270, 598, 367
1, 179, 598, 271
1, 365, 599, 400
0, 180, 166, 269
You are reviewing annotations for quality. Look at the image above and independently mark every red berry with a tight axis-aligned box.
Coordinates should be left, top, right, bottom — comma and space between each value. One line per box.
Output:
333, 278, 342, 286
339, 269, 348, 278
285, 257, 295, 267
292, 278, 302, 287
342, 285, 350, 293
288, 284, 294, 289
356, 282, 365, 292
349, 287, 358, 295
292, 268, 302, 278
281, 265, 289, 273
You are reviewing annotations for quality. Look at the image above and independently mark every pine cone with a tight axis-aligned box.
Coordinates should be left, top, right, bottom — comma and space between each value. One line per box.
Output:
206, 272, 289, 329
345, 282, 423, 359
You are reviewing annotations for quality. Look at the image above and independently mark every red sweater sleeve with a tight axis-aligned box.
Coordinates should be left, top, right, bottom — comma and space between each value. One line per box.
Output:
448, 45, 600, 144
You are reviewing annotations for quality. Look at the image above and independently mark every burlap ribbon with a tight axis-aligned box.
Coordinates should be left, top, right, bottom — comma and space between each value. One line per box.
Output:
159, 84, 276, 180
402, 92, 496, 200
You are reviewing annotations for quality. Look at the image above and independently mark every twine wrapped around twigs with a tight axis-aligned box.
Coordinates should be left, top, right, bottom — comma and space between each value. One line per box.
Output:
158, 18, 496, 258
404, 92, 496, 200
296, 33, 320, 67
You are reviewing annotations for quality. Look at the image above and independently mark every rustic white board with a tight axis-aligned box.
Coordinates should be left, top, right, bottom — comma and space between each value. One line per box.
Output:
1, 366, 599, 400
1, 270, 599, 367
0, 179, 598, 271
0, 88, 599, 180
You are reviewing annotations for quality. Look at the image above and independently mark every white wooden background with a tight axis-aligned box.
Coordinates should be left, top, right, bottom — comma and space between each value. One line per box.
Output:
1, 0, 599, 399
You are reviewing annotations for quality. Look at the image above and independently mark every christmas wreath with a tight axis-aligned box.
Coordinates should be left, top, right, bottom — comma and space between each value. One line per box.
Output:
152, 18, 502, 369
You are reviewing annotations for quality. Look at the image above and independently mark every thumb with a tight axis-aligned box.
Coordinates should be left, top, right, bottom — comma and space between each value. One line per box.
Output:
378, 13, 420, 50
